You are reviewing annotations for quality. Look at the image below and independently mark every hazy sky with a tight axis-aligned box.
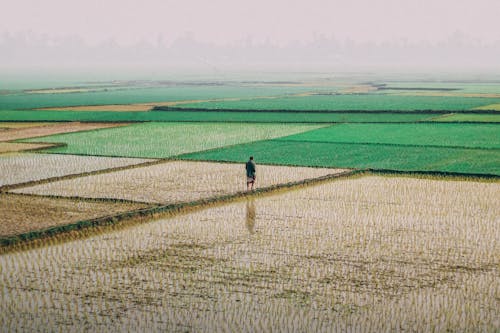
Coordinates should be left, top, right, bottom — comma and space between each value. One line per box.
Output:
2, 0, 500, 46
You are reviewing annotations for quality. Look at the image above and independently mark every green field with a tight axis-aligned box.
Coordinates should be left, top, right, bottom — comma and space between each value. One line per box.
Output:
278, 123, 500, 149
379, 81, 500, 94
20, 122, 325, 158
2, 75, 499, 176
0, 85, 311, 110
176, 94, 500, 111
181, 140, 500, 176
0, 110, 437, 123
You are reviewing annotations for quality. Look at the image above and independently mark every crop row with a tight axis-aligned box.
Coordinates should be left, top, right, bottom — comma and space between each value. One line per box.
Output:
12, 161, 346, 204
182, 140, 500, 176
278, 123, 500, 149
0, 110, 447, 123
20, 122, 325, 158
0, 85, 311, 110
1, 176, 498, 331
176, 94, 500, 111
0, 153, 153, 187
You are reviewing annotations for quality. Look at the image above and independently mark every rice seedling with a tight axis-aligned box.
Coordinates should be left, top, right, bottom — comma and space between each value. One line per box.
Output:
0, 153, 153, 187
12, 160, 347, 204
175, 94, 500, 111
278, 123, 500, 149
0, 109, 437, 123
20, 122, 327, 158
0, 175, 497, 332
183, 139, 500, 176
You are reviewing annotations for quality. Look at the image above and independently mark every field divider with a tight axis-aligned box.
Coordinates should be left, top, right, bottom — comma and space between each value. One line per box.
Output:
0, 169, 359, 251
0, 122, 131, 143
366, 168, 500, 180
4, 191, 157, 206
276, 138, 500, 151
0, 158, 168, 192
156, 106, 500, 114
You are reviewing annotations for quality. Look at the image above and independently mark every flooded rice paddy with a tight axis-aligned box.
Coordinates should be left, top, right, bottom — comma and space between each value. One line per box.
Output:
0, 176, 499, 332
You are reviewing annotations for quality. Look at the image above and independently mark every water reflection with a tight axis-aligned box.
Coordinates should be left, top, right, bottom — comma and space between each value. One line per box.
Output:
245, 198, 256, 234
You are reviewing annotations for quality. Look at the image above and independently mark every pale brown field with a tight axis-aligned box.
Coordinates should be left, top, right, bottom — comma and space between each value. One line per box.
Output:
24, 88, 93, 94
473, 103, 500, 111
35, 92, 320, 111
0, 153, 154, 187
0, 122, 128, 142
0, 176, 498, 332
0, 122, 59, 129
340, 84, 378, 94
0, 142, 56, 154
36, 99, 241, 111
0, 193, 147, 237
12, 161, 348, 204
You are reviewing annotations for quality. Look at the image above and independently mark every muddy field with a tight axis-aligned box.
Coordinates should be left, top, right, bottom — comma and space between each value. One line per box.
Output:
1, 176, 498, 332
0, 193, 147, 237
13, 161, 348, 203
0, 142, 56, 154
0, 122, 60, 129
0, 153, 154, 187
0, 122, 127, 142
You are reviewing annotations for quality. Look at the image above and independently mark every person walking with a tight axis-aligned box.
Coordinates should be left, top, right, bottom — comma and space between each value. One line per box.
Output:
245, 156, 256, 191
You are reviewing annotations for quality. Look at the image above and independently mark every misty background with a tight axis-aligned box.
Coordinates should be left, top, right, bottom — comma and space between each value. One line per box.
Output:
1, 0, 500, 72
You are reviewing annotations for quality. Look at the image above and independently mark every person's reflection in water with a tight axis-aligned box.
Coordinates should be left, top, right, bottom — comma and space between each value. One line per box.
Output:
245, 198, 256, 234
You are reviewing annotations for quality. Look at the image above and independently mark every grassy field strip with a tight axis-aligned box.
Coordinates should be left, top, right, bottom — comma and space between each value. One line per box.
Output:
278, 139, 500, 151
11, 161, 349, 204
0, 193, 148, 238
175, 94, 500, 111
276, 123, 500, 149
384, 91, 500, 98
0, 85, 314, 110
1, 176, 497, 331
34, 91, 317, 111
181, 140, 500, 176
0, 153, 155, 188
0, 110, 440, 123
20, 123, 326, 158
0, 122, 128, 142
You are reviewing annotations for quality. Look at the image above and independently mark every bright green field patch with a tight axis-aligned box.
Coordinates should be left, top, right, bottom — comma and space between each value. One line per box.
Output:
0, 110, 436, 123
432, 113, 500, 123
21, 123, 326, 158
181, 140, 500, 176
177, 95, 500, 111
278, 123, 500, 149
0, 86, 312, 110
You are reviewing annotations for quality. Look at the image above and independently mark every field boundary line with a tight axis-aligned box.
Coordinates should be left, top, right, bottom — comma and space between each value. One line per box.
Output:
366, 169, 500, 180
4, 191, 157, 206
0, 158, 165, 192
1, 122, 131, 143
0, 169, 359, 251
0, 142, 62, 155
276, 138, 500, 151
155, 106, 500, 114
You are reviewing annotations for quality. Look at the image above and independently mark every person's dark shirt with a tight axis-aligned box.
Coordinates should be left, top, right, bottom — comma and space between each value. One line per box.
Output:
246, 160, 256, 178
